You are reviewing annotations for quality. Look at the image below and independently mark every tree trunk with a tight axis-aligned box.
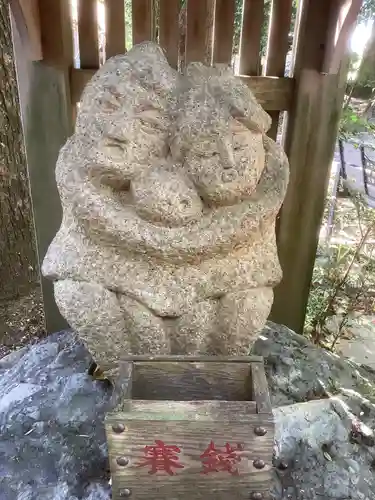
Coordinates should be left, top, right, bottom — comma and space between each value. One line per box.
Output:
0, 2, 38, 300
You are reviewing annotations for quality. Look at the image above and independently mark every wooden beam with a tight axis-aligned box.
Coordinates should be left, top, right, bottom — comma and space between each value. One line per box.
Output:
105, 0, 126, 58
78, 0, 99, 69
9, 0, 42, 61
239, 0, 264, 75
70, 68, 294, 111
264, 0, 294, 139
159, 0, 179, 68
132, 0, 154, 45
212, 0, 235, 64
185, 0, 215, 65
239, 75, 294, 111
264, 0, 293, 77
12, 0, 74, 332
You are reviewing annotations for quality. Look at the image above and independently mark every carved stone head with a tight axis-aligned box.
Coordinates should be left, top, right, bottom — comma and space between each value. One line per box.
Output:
42, 42, 289, 373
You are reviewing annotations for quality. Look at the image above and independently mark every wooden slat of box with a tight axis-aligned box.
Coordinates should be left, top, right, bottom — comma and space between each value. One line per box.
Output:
129, 360, 253, 402
107, 401, 273, 500
117, 399, 257, 418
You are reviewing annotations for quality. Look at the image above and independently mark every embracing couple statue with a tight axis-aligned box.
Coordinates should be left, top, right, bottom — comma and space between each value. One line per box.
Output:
42, 42, 289, 384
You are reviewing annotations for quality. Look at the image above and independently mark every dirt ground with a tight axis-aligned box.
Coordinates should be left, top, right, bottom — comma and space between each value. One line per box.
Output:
0, 285, 46, 360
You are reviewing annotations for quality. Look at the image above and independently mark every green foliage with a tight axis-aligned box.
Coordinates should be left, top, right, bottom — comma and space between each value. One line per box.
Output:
306, 194, 375, 350
339, 104, 375, 140
359, 0, 375, 22
232, 0, 243, 54
125, 0, 132, 50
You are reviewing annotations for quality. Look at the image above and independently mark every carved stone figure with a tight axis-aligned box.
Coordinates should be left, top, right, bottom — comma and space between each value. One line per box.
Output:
42, 42, 289, 381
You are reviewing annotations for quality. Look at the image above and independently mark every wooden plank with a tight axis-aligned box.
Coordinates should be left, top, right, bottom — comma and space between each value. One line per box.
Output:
264, 0, 293, 76
106, 416, 274, 499
116, 400, 258, 418
37, 0, 73, 65
185, 0, 215, 65
70, 68, 295, 111
239, 0, 264, 75
105, 0, 126, 58
240, 75, 294, 111
264, 0, 293, 139
251, 363, 272, 414
130, 361, 253, 401
78, 0, 100, 69
212, 0, 236, 64
159, 0, 179, 68
9, 0, 42, 60
107, 360, 133, 411
12, 0, 74, 332
271, 69, 346, 333
122, 355, 263, 362
132, 0, 154, 45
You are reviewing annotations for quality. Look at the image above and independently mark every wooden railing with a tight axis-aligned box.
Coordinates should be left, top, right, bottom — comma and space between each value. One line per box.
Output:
70, 68, 294, 112
69, 0, 295, 131
11, 0, 362, 334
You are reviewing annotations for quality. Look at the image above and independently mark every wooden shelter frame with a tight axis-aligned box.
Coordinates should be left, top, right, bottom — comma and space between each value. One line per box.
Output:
10, 0, 362, 334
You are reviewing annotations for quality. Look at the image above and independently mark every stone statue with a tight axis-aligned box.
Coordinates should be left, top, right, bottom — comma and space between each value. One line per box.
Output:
42, 42, 289, 382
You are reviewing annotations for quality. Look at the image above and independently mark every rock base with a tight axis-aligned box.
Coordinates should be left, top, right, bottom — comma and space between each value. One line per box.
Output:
0, 323, 374, 499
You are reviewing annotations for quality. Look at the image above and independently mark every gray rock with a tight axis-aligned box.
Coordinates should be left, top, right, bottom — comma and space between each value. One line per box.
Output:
0, 323, 375, 499
0, 331, 112, 500
272, 399, 375, 500
252, 321, 375, 408
254, 322, 375, 499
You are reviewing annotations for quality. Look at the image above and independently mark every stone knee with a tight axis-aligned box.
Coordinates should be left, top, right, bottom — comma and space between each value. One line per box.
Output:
169, 299, 217, 355
217, 288, 274, 355
54, 279, 129, 378
117, 295, 169, 354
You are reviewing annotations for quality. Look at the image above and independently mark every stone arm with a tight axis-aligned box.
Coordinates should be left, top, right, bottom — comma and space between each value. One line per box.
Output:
67, 135, 288, 263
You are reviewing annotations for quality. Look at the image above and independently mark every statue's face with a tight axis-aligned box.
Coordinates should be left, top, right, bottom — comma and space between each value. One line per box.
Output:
129, 108, 169, 163
178, 119, 265, 206
100, 108, 169, 180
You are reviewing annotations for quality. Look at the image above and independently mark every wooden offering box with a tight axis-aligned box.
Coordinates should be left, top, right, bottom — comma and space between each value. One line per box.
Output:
105, 356, 274, 500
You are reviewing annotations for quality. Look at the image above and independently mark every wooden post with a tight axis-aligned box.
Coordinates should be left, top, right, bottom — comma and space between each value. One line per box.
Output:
11, 0, 74, 332
270, 0, 361, 333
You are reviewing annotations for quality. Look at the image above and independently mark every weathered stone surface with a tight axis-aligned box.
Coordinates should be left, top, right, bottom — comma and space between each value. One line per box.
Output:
272, 398, 375, 500
254, 322, 375, 499
42, 41, 289, 374
1, 323, 375, 499
0, 331, 112, 500
252, 321, 375, 407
